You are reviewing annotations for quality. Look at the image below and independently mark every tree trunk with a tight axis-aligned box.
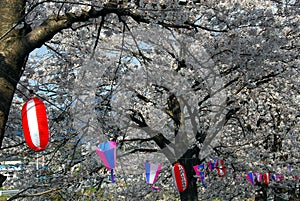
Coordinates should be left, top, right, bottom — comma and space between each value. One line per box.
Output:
177, 146, 201, 201
179, 158, 199, 201
255, 183, 268, 201
0, 0, 30, 187
0, 0, 30, 148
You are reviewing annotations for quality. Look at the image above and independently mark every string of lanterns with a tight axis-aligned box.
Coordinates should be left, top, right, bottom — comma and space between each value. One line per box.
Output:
21, 97, 299, 194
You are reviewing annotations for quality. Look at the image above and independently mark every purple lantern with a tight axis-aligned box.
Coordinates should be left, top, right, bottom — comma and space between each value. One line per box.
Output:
246, 172, 255, 185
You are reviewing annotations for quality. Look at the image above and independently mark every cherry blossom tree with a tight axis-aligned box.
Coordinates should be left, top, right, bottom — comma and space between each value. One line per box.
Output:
0, 0, 299, 200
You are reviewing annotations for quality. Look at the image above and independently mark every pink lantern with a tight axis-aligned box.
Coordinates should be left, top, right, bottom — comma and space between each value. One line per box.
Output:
193, 164, 207, 188
255, 172, 263, 182
172, 163, 188, 192
193, 164, 205, 181
22, 97, 49, 151
96, 141, 117, 183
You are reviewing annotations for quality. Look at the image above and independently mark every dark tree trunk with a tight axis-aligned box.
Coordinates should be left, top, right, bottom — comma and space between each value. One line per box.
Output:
177, 146, 201, 201
179, 158, 199, 201
0, 0, 29, 188
0, 0, 29, 148
255, 183, 268, 201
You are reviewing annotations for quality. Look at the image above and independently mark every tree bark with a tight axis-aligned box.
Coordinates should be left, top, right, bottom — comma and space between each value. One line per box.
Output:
179, 158, 199, 201
177, 146, 201, 201
0, 0, 29, 148
0, 0, 29, 187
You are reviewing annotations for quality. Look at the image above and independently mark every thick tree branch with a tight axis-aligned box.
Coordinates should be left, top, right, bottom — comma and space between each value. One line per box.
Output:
128, 109, 148, 127
24, 3, 227, 54
25, 7, 124, 51
128, 109, 176, 161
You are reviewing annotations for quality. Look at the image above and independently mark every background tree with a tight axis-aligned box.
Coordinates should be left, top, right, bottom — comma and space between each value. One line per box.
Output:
0, 0, 299, 200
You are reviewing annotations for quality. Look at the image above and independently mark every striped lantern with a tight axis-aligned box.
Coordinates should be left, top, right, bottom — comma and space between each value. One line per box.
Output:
264, 173, 270, 185
22, 97, 49, 151
172, 163, 188, 192
216, 159, 226, 177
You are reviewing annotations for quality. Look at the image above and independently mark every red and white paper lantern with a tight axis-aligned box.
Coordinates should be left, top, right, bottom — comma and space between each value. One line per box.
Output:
22, 97, 49, 151
172, 163, 188, 192
216, 159, 226, 177
264, 172, 270, 185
